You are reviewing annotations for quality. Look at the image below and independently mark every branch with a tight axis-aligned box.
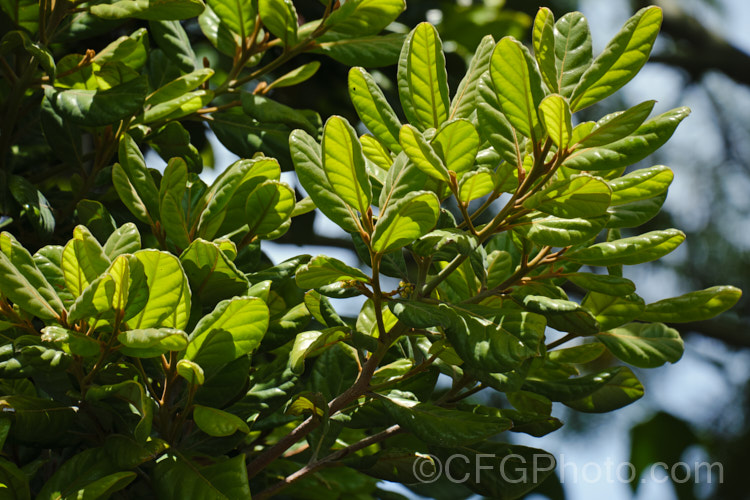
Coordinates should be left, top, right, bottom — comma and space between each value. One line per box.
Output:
254, 425, 403, 500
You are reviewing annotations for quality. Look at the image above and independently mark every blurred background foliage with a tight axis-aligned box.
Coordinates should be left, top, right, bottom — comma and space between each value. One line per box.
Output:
1, 0, 748, 498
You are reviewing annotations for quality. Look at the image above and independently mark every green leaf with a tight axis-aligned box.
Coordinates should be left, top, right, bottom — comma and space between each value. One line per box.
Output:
209, 109, 294, 169
90, 0, 205, 21
290, 129, 360, 233
349, 67, 402, 153
35, 448, 133, 500
458, 168, 495, 203
259, 0, 297, 46
244, 180, 295, 237
582, 292, 645, 331
0, 232, 65, 320
267, 61, 320, 91
103, 223, 141, 259
608, 165, 673, 205
185, 296, 269, 370
515, 214, 607, 247
597, 322, 683, 368
325, 0, 404, 36
430, 442, 556, 499
538, 94, 572, 148
382, 399, 512, 447
129, 250, 190, 330
524, 365, 644, 412
570, 7, 662, 111
565, 366, 644, 412
553, 12, 593, 98
312, 32, 405, 67
533, 7, 557, 93
398, 125, 449, 183
44, 76, 148, 126
240, 93, 319, 136
296, 255, 370, 289
197, 2, 239, 56
578, 100, 655, 148
154, 454, 250, 500
360, 134, 393, 170
62, 225, 111, 298
158, 158, 190, 249
176, 359, 205, 385
564, 108, 690, 172
398, 22, 450, 130
193, 405, 249, 437
566, 229, 685, 266
442, 306, 547, 373
93, 27, 148, 70
76, 200, 116, 242
2, 30, 55, 77
566, 272, 635, 296
606, 192, 667, 228
149, 20, 197, 71
639, 286, 742, 323
450, 35, 495, 121
289, 327, 348, 374
142, 68, 213, 122
0, 396, 76, 446
197, 157, 280, 239
522, 295, 599, 335
490, 36, 545, 140
433, 119, 480, 176
323, 115, 372, 215
115, 133, 160, 224
523, 174, 611, 219
372, 190, 440, 254
547, 342, 606, 364
40, 97, 84, 168
180, 239, 249, 306
8, 175, 54, 235
117, 327, 188, 356
476, 72, 522, 165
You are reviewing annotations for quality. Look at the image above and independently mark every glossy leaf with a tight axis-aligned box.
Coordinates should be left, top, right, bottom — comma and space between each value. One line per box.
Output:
383, 399, 512, 447
490, 36, 545, 140
129, 250, 190, 330
608, 165, 673, 205
115, 134, 160, 224
476, 72, 522, 165
533, 7, 557, 92
523, 174, 611, 219
44, 76, 148, 126
290, 129, 360, 233
349, 67, 402, 153
578, 100, 655, 148
515, 214, 608, 247
296, 255, 370, 289
0, 233, 65, 320
193, 405, 249, 437
62, 225, 110, 298
149, 20, 197, 71
553, 12, 593, 98
597, 322, 683, 368
450, 35, 495, 120
90, 0, 205, 20
564, 108, 690, 172
259, 0, 297, 46
325, 0, 405, 36
432, 119, 480, 176
244, 180, 295, 237
267, 61, 320, 91
566, 229, 685, 266
398, 22, 450, 130
323, 115, 372, 215
153, 454, 250, 500
566, 272, 636, 296
371, 190, 440, 254
398, 124, 449, 182
538, 94, 572, 148
458, 168, 496, 203
522, 295, 599, 335
312, 32, 404, 67
582, 292, 645, 331
570, 7, 662, 111
103, 223, 141, 259
185, 296, 269, 369
180, 239, 249, 305
639, 286, 742, 323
